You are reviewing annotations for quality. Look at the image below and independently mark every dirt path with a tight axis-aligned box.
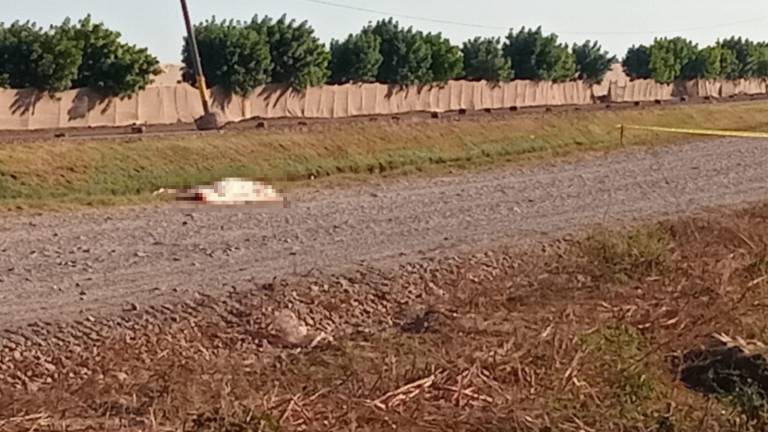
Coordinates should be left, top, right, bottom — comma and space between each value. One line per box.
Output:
1, 137, 767, 330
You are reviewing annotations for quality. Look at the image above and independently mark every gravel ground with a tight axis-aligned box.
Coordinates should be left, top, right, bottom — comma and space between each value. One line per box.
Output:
1, 137, 767, 330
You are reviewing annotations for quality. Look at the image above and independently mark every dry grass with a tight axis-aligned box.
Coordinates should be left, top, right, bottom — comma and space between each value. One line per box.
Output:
3, 204, 768, 430
578, 225, 672, 282
2, 100, 768, 211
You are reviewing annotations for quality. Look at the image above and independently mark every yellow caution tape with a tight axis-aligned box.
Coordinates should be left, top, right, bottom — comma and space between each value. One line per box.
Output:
618, 124, 768, 139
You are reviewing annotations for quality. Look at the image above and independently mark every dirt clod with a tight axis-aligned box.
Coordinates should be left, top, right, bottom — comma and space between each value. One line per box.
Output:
269, 309, 312, 347
400, 309, 443, 334
679, 333, 768, 398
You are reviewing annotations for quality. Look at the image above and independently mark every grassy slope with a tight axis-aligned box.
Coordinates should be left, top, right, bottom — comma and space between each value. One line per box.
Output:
2, 101, 768, 210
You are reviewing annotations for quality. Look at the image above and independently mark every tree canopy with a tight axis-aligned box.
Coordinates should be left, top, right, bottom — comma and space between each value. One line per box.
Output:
461, 37, 513, 82
0, 16, 159, 95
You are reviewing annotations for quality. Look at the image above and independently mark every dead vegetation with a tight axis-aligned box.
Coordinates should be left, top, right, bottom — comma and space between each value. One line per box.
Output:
3, 204, 768, 431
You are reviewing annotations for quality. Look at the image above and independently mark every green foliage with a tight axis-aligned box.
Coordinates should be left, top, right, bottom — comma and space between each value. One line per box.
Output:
334, 20, 461, 85
648, 37, 699, 83
683, 46, 723, 80
579, 324, 656, 418
753, 42, 768, 78
0, 20, 82, 93
502, 26, 576, 82
719, 37, 759, 78
61, 15, 161, 97
622, 45, 651, 80
717, 43, 740, 80
724, 384, 768, 430
689, 37, 768, 80
623, 37, 768, 82
329, 29, 382, 84
183, 17, 272, 96
461, 36, 513, 82
251, 14, 330, 90
189, 13, 330, 92
579, 225, 671, 282
11, 12, 768, 97
370, 18, 433, 85
0, 17, 159, 96
572, 40, 616, 84
423, 32, 463, 82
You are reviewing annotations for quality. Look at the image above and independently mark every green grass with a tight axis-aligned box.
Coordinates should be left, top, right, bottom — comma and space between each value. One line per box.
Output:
578, 224, 672, 282
578, 324, 660, 423
3, 100, 768, 211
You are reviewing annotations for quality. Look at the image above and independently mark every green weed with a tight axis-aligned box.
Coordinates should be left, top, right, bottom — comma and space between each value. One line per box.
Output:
579, 225, 672, 282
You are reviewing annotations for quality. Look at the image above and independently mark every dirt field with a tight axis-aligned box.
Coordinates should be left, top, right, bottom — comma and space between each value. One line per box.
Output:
3, 136, 768, 430
2, 194, 768, 431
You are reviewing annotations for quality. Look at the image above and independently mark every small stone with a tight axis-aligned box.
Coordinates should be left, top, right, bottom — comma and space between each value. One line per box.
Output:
194, 112, 227, 130
123, 303, 139, 312
270, 309, 310, 347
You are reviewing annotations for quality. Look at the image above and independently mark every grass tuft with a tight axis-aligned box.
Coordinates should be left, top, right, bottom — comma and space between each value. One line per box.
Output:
580, 324, 658, 420
724, 384, 768, 431
189, 409, 282, 432
578, 225, 672, 282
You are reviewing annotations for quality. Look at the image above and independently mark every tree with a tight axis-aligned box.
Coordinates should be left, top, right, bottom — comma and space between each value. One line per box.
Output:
624, 38, 701, 83
370, 18, 433, 85
572, 40, 616, 84
461, 36, 513, 82
423, 32, 463, 82
718, 37, 757, 78
250, 14, 330, 90
716, 42, 740, 79
753, 42, 768, 77
681, 46, 722, 80
0, 26, 12, 88
0, 20, 82, 93
622, 45, 651, 80
502, 26, 576, 82
61, 15, 161, 97
328, 29, 382, 84
183, 17, 271, 96
647, 37, 699, 83
0, 17, 159, 95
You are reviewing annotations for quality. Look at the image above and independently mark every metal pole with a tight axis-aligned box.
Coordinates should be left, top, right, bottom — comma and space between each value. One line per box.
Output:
180, 0, 210, 114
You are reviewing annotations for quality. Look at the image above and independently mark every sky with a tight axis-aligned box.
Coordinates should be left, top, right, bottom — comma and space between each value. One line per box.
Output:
2, 0, 768, 64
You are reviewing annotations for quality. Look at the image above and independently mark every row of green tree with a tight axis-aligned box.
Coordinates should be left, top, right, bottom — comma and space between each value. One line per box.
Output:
623, 37, 768, 83
185, 16, 616, 95
192, 16, 768, 95
0, 15, 161, 97
3, 14, 768, 97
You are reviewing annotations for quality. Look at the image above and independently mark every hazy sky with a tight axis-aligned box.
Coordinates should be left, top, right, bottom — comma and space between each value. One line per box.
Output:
3, 0, 768, 63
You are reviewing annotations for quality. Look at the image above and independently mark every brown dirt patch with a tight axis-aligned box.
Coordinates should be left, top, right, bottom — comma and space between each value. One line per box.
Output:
3, 204, 768, 430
